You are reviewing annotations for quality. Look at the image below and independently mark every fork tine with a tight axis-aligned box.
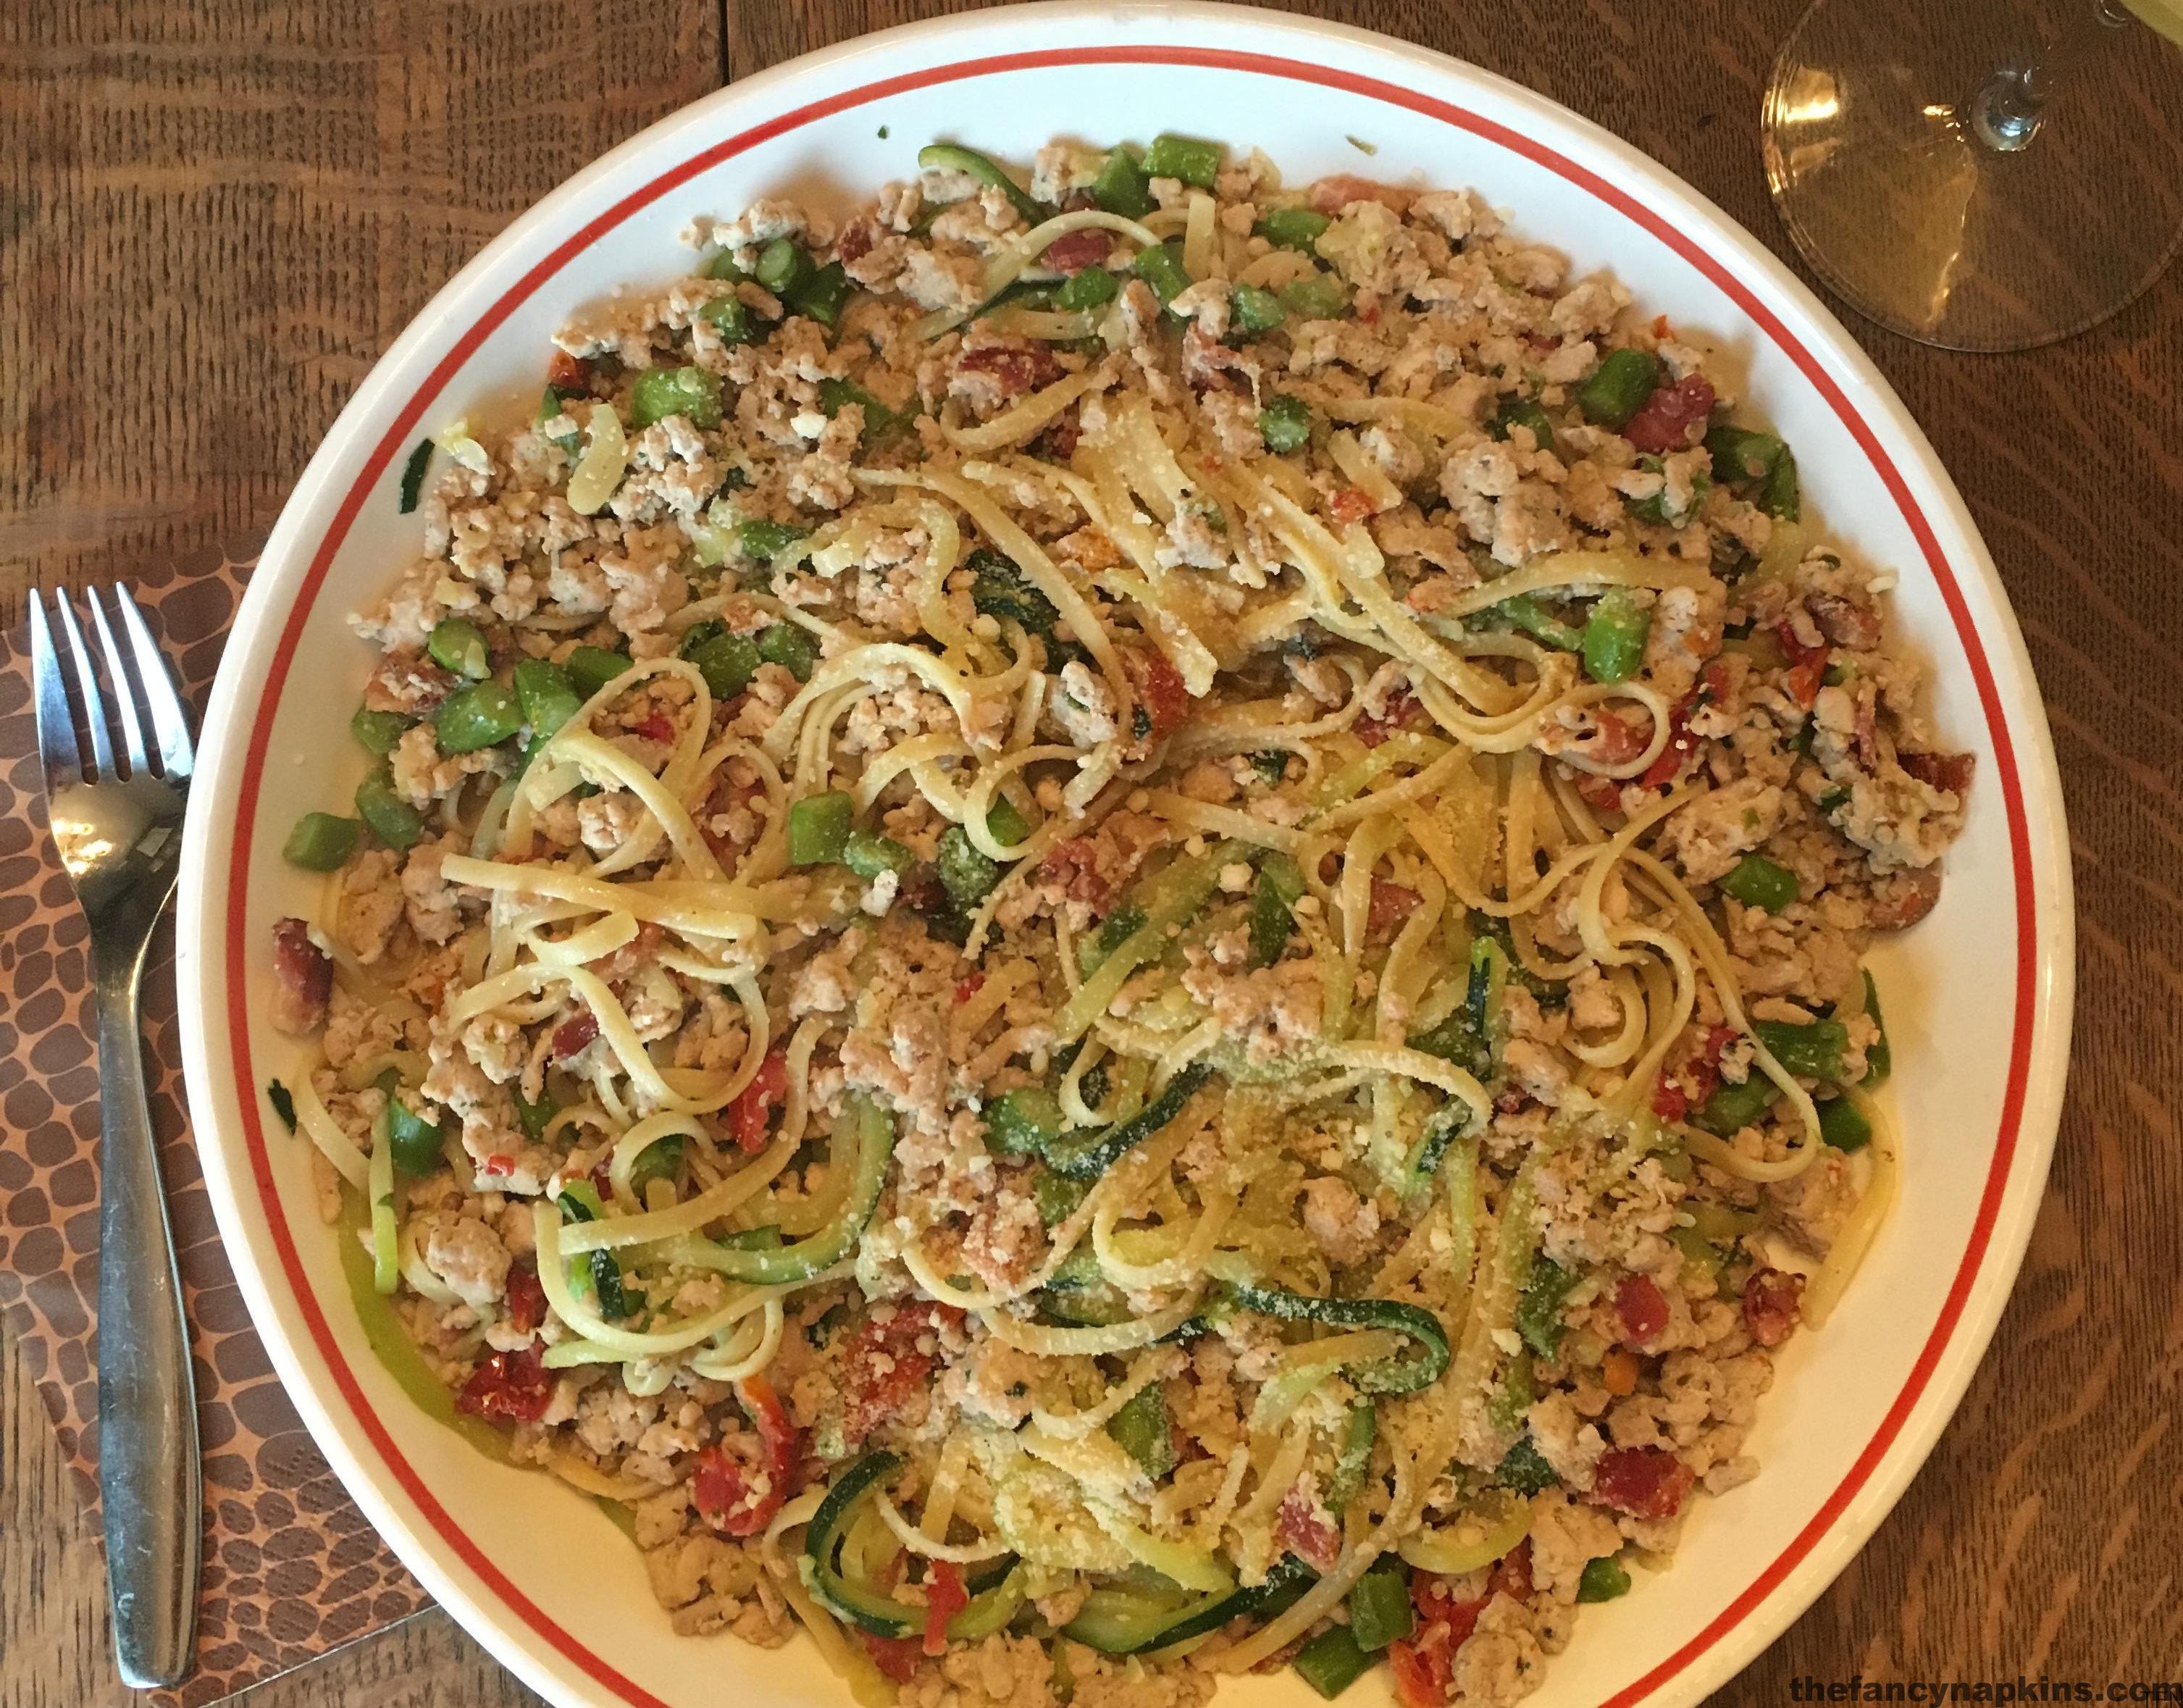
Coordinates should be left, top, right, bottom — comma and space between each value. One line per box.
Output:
28, 590, 84, 784
50, 592, 116, 779
112, 585, 194, 779
85, 589, 151, 777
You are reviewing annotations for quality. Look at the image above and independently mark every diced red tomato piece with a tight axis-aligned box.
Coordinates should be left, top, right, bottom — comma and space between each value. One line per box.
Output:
1623, 373, 1716, 454
1638, 661, 1732, 788
547, 349, 590, 393
1743, 1267, 1805, 1347
861, 1633, 923, 1683
1805, 591, 1882, 651
836, 219, 874, 264
503, 1259, 547, 1336
1328, 485, 1376, 524
741, 1373, 799, 1473
921, 1560, 968, 1656
1038, 837, 1114, 912
1775, 618, 1830, 713
1275, 1482, 1342, 1571
1785, 656, 1827, 710
1388, 1638, 1448, 1708
269, 917, 333, 1036
1898, 750, 1974, 795
551, 1009, 599, 1061
478, 1152, 515, 1179
726, 1046, 789, 1152
1589, 1447, 1695, 1520
840, 1302, 961, 1449
1129, 648, 1189, 743
1614, 1273, 1670, 1348
1411, 1575, 1486, 1649
1851, 693, 1880, 769
693, 1375, 799, 1538
1354, 688, 1420, 748
1654, 1023, 1738, 1120
1587, 708, 1651, 767
1574, 769, 1625, 816
957, 340, 1064, 398
629, 710, 678, 745
1042, 227, 1115, 273
1391, 1573, 1489, 1706
1368, 877, 1422, 943
954, 974, 986, 1005
691, 1441, 763, 1534
455, 1343, 554, 1423
1639, 707, 1697, 787
1486, 1538, 1534, 1604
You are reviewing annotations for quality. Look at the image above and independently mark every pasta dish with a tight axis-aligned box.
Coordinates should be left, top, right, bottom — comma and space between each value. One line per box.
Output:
262, 133, 1971, 1708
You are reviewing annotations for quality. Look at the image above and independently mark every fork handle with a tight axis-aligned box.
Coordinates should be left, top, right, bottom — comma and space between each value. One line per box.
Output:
93, 947, 201, 1688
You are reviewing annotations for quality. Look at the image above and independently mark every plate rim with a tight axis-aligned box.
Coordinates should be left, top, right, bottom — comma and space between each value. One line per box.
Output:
173, 8, 2077, 1706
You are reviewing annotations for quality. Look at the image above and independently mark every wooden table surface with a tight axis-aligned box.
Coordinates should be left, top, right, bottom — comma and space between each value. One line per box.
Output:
5, 0, 2181, 1700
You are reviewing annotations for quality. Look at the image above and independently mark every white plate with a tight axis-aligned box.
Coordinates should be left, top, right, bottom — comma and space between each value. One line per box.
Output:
175, 7, 2076, 1705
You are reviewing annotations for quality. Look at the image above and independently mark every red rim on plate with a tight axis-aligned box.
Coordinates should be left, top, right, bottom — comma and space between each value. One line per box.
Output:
215, 46, 2040, 1708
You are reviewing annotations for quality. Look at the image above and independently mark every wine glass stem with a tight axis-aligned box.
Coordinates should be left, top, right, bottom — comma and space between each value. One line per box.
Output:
1970, 0, 2134, 151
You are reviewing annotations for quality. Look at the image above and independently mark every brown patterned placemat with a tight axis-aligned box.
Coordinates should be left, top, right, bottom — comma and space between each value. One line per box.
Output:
0, 543, 432, 1704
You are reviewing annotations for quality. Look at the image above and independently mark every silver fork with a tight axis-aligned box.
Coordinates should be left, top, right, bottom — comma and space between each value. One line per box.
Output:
29, 585, 200, 1688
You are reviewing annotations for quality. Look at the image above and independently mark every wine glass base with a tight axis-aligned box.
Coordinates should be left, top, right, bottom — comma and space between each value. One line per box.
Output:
1764, 0, 2183, 351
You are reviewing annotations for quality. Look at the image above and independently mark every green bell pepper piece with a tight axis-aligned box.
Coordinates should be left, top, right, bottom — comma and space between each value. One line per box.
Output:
1753, 1018, 1848, 1081
1229, 283, 1286, 335
686, 630, 763, 700
349, 706, 409, 757
1578, 1556, 1633, 1602
1132, 241, 1193, 308
1091, 147, 1154, 219
427, 617, 490, 680
354, 766, 424, 850
283, 812, 360, 871
1577, 348, 1664, 430
1259, 393, 1314, 454
564, 645, 632, 698
1256, 206, 1331, 252
842, 830, 913, 879
1141, 133, 1222, 189
435, 679, 523, 754
1346, 1558, 1413, 1652
512, 658, 583, 744
1490, 396, 1556, 451
1105, 1382, 1176, 1478
1293, 1625, 1372, 1700
935, 824, 1003, 906
1581, 587, 1652, 684
1056, 265, 1120, 311
1718, 853, 1800, 912
630, 365, 723, 431
788, 792, 854, 866
1277, 273, 1349, 320
757, 622, 819, 682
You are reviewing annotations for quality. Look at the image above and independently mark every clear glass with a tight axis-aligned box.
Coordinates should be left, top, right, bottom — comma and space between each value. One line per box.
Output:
1763, 0, 2183, 351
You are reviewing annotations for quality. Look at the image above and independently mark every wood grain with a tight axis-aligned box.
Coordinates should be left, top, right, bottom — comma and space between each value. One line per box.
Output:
6, 0, 2182, 1699
0, 0, 725, 631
